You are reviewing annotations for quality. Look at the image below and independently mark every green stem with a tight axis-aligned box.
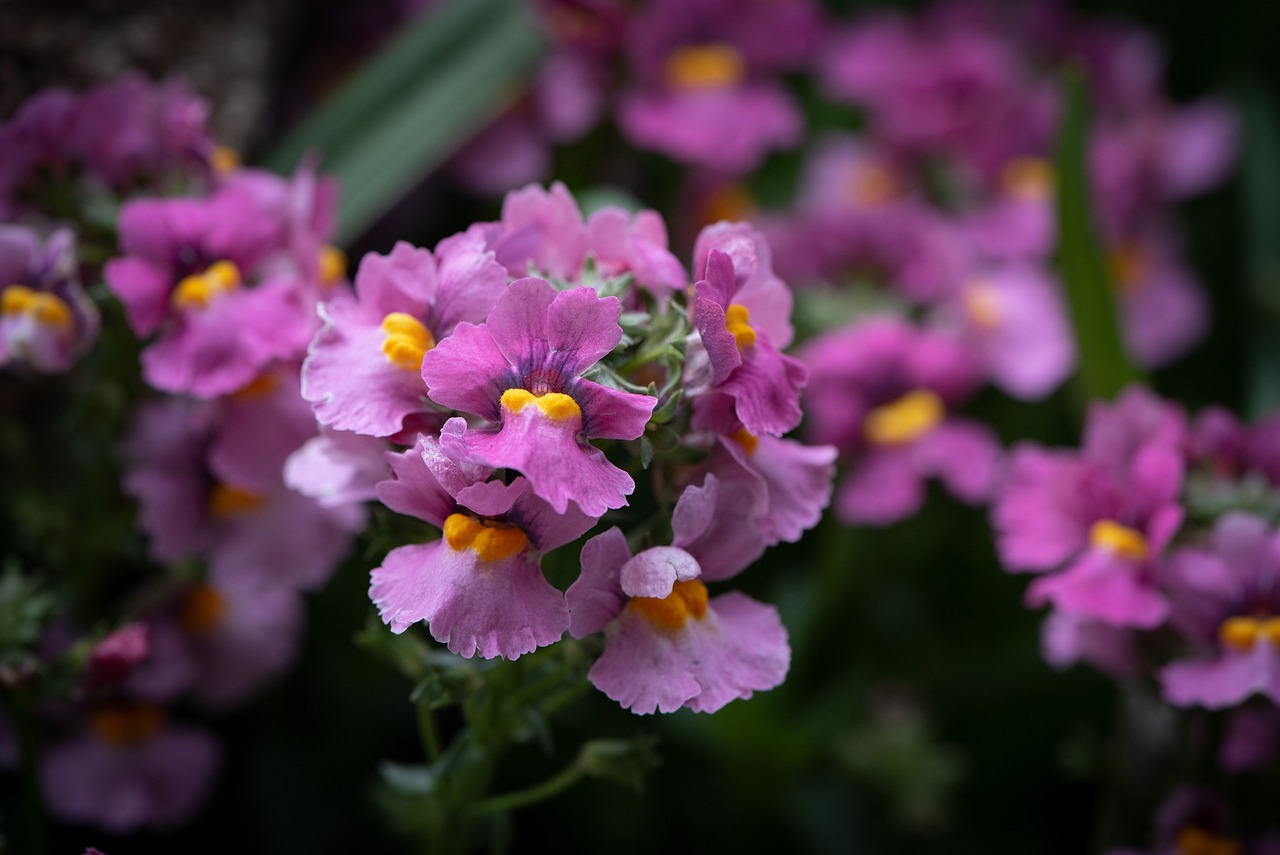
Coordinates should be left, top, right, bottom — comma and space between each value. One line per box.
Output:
416, 701, 442, 763
8, 689, 49, 855
473, 762, 585, 816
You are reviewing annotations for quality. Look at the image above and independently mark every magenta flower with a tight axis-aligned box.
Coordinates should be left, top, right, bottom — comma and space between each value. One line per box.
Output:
616, 0, 817, 172
1107, 227, 1209, 369
423, 277, 656, 517
567, 527, 789, 714
688, 248, 807, 437
994, 386, 1187, 628
1159, 513, 1280, 709
41, 707, 219, 834
84, 624, 151, 690
370, 436, 595, 658
803, 317, 999, 525
932, 263, 1075, 400
303, 236, 507, 438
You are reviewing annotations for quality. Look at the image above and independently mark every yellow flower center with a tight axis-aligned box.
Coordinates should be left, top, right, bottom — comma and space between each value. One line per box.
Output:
1, 284, 73, 329
500, 388, 582, 421
999, 156, 1054, 201
319, 245, 347, 285
628, 579, 710, 629
1088, 520, 1149, 561
1176, 826, 1242, 855
443, 513, 530, 562
863, 389, 944, 446
701, 182, 756, 226
232, 372, 279, 400
172, 260, 242, 310
724, 303, 757, 349
180, 583, 228, 635
962, 280, 1003, 331
846, 163, 899, 207
1218, 615, 1280, 652
212, 145, 241, 174
207, 484, 264, 519
380, 312, 435, 371
89, 703, 165, 746
664, 44, 746, 89
730, 427, 758, 455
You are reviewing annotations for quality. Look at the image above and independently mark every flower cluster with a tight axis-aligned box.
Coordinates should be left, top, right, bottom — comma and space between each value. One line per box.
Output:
0, 75, 363, 834
993, 386, 1280, 768
300, 182, 834, 714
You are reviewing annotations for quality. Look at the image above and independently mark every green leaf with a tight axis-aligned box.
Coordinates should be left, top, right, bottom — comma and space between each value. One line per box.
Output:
1240, 85, 1280, 417
1054, 71, 1143, 405
261, 0, 545, 244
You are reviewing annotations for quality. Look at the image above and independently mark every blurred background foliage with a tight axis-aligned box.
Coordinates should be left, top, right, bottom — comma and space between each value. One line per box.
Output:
4, 0, 1280, 852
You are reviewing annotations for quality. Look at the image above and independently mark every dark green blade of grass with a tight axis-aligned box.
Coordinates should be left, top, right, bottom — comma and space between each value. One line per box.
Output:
1055, 71, 1143, 406
1240, 84, 1280, 418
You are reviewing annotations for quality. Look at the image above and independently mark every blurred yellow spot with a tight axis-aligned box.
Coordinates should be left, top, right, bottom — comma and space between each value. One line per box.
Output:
962, 280, 1003, 331
702, 182, 756, 225
319, 245, 347, 284
2, 285, 73, 328
380, 312, 434, 371
233, 372, 279, 400
629, 579, 710, 629
846, 163, 899, 207
443, 513, 529, 562
1107, 243, 1148, 294
208, 484, 263, 518
1176, 826, 1242, 855
212, 145, 241, 174
1000, 156, 1054, 201
500, 388, 582, 421
1088, 520, 1149, 561
180, 583, 228, 635
665, 44, 746, 89
90, 703, 165, 746
863, 389, 944, 446
172, 261, 242, 310
730, 428, 758, 455
725, 304, 756, 349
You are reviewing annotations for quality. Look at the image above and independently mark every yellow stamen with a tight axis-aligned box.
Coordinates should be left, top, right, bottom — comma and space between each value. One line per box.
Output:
2, 285, 73, 328
863, 389, 944, 446
730, 428, 758, 455
665, 44, 746, 89
1000, 156, 1054, 201
171, 261, 242, 310
962, 280, 1002, 331
380, 312, 435, 371
1176, 826, 1242, 855
89, 703, 165, 746
212, 145, 241, 174
180, 583, 227, 635
1088, 520, 1149, 561
1265, 617, 1280, 647
847, 163, 899, 207
1, 285, 36, 315
628, 579, 710, 629
319, 245, 347, 284
442, 513, 529, 562
499, 388, 583, 421
1219, 616, 1261, 652
725, 303, 757, 349
208, 484, 264, 518
1108, 243, 1148, 294
233, 372, 279, 400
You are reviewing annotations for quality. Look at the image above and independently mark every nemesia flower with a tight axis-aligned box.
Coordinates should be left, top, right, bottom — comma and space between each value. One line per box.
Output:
1159, 513, 1280, 709
370, 436, 595, 658
994, 386, 1187, 628
616, 0, 817, 172
129, 578, 304, 711
567, 526, 789, 714
104, 167, 334, 398
84, 624, 151, 690
803, 316, 999, 525
1106, 227, 1209, 369
284, 429, 388, 509
41, 705, 219, 833
423, 277, 656, 516
0, 226, 98, 373
303, 236, 507, 438
933, 263, 1075, 400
